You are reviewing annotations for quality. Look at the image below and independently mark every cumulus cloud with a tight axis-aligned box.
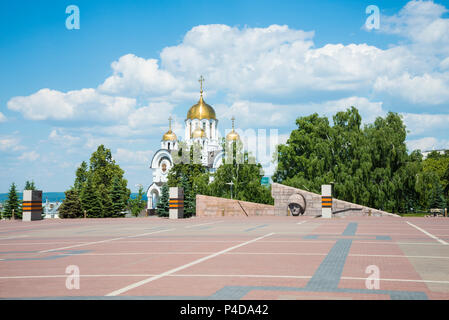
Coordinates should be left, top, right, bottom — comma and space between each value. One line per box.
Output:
98, 54, 179, 96
0, 136, 24, 152
374, 72, 449, 105
407, 137, 449, 152
49, 129, 81, 146
0, 112, 6, 122
216, 96, 385, 129
381, 0, 449, 53
113, 148, 153, 165
18, 151, 40, 161
5, 1, 449, 157
127, 102, 175, 129
8, 88, 136, 121
402, 113, 449, 136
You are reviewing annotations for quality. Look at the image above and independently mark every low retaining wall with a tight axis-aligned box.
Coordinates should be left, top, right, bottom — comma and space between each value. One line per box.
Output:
271, 183, 399, 217
196, 195, 275, 217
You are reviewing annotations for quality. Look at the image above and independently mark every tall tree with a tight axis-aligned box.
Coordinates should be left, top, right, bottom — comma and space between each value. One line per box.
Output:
180, 174, 195, 217
110, 175, 126, 217
273, 107, 420, 213
429, 180, 446, 209
59, 189, 83, 218
66, 145, 131, 218
156, 184, 170, 217
24, 180, 36, 190
74, 161, 88, 194
3, 183, 21, 219
98, 184, 114, 217
80, 176, 103, 218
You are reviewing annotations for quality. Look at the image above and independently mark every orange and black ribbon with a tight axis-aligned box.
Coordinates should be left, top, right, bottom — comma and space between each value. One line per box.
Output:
22, 200, 42, 212
321, 196, 332, 208
169, 198, 184, 209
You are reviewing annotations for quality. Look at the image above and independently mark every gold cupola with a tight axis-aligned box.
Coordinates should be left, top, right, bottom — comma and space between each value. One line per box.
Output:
187, 76, 216, 120
192, 125, 206, 139
162, 116, 177, 141
226, 116, 240, 141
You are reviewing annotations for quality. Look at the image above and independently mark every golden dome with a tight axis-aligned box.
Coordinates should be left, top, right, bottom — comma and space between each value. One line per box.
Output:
187, 95, 216, 120
226, 116, 240, 141
192, 126, 206, 139
162, 129, 177, 141
226, 130, 240, 141
162, 116, 177, 141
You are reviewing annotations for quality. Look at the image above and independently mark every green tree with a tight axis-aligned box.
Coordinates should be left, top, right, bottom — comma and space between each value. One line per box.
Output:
98, 184, 114, 217
156, 184, 170, 217
209, 162, 273, 205
429, 181, 445, 209
59, 189, 83, 218
129, 186, 146, 217
24, 180, 36, 190
66, 145, 131, 218
3, 183, 21, 219
74, 161, 88, 194
110, 175, 127, 217
180, 175, 195, 217
80, 176, 103, 218
273, 107, 419, 213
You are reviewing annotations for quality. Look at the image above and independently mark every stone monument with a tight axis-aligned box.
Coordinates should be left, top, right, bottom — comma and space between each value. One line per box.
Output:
169, 187, 184, 219
321, 184, 332, 219
22, 190, 43, 221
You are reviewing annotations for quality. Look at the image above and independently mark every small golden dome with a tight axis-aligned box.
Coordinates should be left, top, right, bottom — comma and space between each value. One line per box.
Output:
226, 116, 240, 141
187, 95, 216, 120
226, 130, 240, 141
192, 126, 206, 139
162, 116, 177, 141
162, 129, 177, 141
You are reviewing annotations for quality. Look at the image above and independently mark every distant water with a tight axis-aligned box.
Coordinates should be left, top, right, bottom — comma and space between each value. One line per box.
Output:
0, 192, 147, 203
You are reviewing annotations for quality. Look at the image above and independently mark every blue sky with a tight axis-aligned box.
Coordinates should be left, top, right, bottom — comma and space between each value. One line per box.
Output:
1, 0, 449, 192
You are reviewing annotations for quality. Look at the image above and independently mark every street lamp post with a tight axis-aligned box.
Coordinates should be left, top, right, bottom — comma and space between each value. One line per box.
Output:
226, 181, 234, 200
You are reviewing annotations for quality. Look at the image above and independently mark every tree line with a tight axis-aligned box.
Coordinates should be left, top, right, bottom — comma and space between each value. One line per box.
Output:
58, 145, 145, 218
272, 107, 449, 213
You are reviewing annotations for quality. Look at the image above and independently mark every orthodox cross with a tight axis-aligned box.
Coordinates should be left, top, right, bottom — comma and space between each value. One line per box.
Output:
198, 75, 205, 94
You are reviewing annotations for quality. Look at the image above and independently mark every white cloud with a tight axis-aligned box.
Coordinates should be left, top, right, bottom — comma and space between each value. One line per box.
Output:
402, 113, 449, 136
0, 112, 6, 122
49, 129, 81, 146
0, 136, 24, 152
128, 102, 175, 129
98, 54, 179, 96
7, 88, 136, 121
406, 137, 449, 152
113, 148, 153, 165
18, 151, 40, 161
374, 72, 449, 105
381, 0, 449, 53
216, 96, 385, 129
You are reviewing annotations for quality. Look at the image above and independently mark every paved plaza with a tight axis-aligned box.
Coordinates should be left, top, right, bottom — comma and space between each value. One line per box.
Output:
0, 216, 448, 299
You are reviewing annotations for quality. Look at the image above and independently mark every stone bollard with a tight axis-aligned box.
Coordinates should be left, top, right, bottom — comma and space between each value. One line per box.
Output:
169, 187, 184, 219
321, 184, 332, 219
22, 190, 43, 221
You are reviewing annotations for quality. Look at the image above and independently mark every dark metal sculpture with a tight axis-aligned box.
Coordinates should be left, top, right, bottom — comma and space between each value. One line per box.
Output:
288, 193, 307, 216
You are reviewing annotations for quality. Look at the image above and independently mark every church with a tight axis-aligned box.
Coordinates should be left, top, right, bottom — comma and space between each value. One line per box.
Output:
146, 77, 240, 210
